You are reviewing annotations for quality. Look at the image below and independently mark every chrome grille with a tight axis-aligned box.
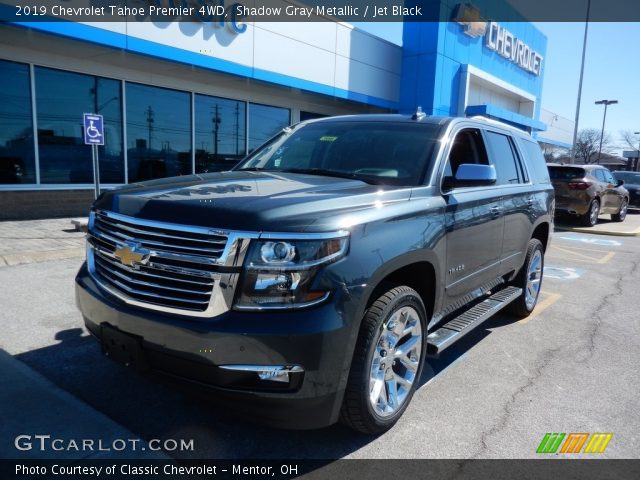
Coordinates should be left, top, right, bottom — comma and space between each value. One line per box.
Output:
87, 210, 234, 315
94, 210, 227, 261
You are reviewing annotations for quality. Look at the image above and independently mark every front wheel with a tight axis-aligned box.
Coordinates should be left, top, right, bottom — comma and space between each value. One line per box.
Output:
340, 285, 427, 434
612, 198, 628, 222
508, 239, 544, 318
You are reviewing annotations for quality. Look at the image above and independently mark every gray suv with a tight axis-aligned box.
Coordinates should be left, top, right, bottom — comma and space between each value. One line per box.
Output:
75, 114, 554, 434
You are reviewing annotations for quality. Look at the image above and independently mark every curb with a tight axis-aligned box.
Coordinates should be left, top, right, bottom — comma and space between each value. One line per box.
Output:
554, 225, 640, 237
0, 248, 85, 267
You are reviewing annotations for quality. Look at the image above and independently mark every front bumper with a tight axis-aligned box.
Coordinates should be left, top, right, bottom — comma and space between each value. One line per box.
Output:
75, 263, 363, 429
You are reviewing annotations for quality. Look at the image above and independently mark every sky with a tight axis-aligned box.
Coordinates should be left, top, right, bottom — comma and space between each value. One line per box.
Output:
352, 22, 640, 152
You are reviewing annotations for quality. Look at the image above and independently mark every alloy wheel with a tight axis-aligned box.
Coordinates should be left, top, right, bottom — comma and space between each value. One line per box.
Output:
525, 249, 543, 310
369, 306, 422, 417
589, 200, 600, 226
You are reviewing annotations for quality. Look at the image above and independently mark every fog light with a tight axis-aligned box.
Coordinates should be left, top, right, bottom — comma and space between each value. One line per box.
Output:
258, 370, 290, 383
219, 364, 304, 383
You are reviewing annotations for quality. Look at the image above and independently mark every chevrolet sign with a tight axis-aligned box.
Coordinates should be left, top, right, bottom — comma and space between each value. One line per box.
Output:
454, 3, 543, 76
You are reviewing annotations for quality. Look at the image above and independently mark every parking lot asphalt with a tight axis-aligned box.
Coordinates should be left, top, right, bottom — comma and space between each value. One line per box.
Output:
0, 214, 639, 459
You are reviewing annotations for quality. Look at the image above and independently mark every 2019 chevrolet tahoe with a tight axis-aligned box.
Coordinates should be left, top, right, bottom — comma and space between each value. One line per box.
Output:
75, 114, 554, 434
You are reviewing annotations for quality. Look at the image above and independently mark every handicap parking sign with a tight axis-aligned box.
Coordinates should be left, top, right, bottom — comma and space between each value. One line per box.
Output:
83, 113, 104, 145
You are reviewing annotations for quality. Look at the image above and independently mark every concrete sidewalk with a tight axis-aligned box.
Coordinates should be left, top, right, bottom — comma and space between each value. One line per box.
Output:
0, 218, 85, 267
0, 349, 165, 460
555, 211, 640, 237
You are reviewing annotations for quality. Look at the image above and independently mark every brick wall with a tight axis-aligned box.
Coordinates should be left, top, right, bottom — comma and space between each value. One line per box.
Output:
0, 190, 95, 220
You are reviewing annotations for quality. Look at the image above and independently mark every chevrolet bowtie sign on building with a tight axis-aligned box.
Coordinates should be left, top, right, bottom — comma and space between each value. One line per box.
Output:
453, 2, 544, 76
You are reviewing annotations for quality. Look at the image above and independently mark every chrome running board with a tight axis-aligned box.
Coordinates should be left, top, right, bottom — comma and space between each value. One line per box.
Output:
427, 286, 522, 355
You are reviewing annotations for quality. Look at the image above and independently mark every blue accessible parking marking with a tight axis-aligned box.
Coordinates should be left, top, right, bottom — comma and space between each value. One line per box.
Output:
557, 235, 622, 247
544, 266, 585, 280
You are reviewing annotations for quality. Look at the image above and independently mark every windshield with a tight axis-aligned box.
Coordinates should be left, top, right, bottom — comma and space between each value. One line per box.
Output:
613, 171, 640, 183
234, 121, 442, 186
548, 166, 586, 180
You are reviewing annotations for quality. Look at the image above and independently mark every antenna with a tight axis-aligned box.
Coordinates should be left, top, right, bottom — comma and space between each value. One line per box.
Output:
412, 106, 427, 121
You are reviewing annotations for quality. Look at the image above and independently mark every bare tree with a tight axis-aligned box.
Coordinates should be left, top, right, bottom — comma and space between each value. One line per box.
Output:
620, 130, 640, 151
574, 128, 614, 163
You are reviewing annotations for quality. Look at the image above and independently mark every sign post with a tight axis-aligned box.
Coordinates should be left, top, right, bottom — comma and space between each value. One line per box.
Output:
83, 113, 104, 199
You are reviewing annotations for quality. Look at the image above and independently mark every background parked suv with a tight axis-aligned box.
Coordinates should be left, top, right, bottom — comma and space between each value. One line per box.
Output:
549, 164, 629, 226
76, 114, 554, 434
612, 171, 640, 209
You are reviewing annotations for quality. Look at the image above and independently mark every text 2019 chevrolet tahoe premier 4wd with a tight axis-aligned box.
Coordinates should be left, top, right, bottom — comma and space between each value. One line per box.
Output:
75, 114, 553, 434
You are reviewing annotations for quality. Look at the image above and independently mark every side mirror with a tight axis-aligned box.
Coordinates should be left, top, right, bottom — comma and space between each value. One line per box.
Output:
443, 164, 497, 189
616, 179, 624, 187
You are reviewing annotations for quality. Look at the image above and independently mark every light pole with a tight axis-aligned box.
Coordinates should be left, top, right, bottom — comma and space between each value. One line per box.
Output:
634, 131, 640, 171
571, 0, 591, 161
594, 99, 618, 164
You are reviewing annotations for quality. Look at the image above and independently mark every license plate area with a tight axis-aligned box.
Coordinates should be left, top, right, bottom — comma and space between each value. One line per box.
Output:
101, 324, 149, 372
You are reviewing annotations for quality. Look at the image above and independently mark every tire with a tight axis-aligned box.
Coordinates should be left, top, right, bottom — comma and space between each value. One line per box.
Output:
508, 239, 544, 318
612, 198, 628, 222
580, 199, 600, 227
340, 285, 427, 434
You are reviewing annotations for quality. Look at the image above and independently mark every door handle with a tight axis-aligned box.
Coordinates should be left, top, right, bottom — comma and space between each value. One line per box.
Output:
526, 197, 535, 208
490, 205, 502, 216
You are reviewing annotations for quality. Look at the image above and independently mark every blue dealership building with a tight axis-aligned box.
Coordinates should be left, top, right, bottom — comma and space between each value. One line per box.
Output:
0, 0, 572, 218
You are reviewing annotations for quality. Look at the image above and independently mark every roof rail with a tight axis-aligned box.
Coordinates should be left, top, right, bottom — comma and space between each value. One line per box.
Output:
467, 115, 532, 136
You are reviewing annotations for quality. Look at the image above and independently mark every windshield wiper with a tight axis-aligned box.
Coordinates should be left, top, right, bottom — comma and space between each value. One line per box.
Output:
279, 168, 382, 185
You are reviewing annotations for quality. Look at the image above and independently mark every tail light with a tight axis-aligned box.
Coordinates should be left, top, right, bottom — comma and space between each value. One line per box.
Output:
567, 181, 592, 190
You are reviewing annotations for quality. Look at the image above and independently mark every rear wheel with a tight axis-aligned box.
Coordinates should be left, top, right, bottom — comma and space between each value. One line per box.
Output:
612, 198, 628, 222
508, 239, 544, 318
340, 285, 427, 434
581, 199, 600, 227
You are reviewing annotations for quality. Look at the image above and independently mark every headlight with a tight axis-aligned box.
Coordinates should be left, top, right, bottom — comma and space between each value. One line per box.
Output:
235, 233, 349, 310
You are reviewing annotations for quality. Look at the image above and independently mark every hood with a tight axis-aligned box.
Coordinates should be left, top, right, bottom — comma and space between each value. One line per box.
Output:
94, 171, 413, 232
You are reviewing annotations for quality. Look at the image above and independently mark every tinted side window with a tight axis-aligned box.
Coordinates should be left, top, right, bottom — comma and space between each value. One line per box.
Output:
444, 128, 489, 178
518, 139, 550, 184
484, 131, 520, 184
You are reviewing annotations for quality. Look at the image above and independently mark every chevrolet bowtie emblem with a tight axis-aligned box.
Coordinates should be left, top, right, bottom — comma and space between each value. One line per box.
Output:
453, 3, 487, 39
114, 242, 150, 268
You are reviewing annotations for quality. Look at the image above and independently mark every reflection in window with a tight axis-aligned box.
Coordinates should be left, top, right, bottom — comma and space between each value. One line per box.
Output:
126, 83, 191, 183
249, 103, 290, 151
194, 95, 246, 173
35, 67, 124, 184
0, 60, 35, 184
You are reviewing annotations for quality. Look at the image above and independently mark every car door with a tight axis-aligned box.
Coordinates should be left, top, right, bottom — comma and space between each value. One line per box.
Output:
591, 169, 610, 211
594, 168, 616, 212
482, 129, 532, 276
441, 127, 504, 301
602, 168, 624, 212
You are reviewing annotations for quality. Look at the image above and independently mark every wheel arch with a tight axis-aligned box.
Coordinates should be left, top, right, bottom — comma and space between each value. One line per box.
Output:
360, 252, 440, 323
531, 221, 551, 252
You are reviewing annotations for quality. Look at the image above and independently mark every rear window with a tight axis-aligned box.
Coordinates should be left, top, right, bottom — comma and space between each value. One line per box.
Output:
548, 166, 586, 181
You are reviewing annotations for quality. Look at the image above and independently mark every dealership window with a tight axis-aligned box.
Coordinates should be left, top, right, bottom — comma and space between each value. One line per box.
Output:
300, 111, 328, 122
194, 94, 246, 173
126, 83, 191, 183
248, 103, 290, 152
0, 60, 35, 184
35, 67, 124, 184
